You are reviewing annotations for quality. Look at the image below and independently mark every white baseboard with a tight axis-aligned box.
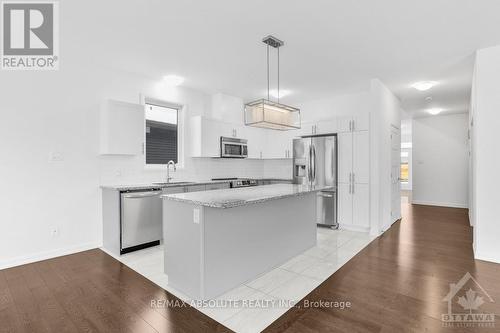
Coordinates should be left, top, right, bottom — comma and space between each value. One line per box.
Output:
0, 242, 101, 270
411, 200, 468, 209
474, 251, 500, 264
340, 224, 370, 233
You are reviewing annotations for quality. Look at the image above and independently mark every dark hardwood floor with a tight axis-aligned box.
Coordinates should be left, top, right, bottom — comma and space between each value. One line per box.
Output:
0, 247, 231, 332
1, 203, 499, 333
265, 204, 500, 333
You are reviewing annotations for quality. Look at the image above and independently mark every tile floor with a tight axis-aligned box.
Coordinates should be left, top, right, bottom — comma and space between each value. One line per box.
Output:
104, 227, 376, 333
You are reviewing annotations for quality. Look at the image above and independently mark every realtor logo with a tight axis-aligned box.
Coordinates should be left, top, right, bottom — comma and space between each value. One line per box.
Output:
442, 272, 495, 328
1, 1, 59, 70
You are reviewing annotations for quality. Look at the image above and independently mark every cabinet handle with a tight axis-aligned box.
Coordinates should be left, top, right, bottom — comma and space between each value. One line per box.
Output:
352, 173, 355, 183
352, 120, 355, 131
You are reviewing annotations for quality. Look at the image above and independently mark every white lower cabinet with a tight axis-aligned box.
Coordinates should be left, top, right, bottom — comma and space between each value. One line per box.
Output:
205, 183, 231, 191
338, 182, 369, 230
352, 183, 369, 228
185, 185, 207, 192
338, 183, 353, 226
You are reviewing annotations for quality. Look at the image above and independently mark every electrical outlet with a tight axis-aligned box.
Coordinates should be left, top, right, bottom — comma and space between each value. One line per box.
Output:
193, 208, 200, 224
51, 227, 59, 237
49, 152, 64, 162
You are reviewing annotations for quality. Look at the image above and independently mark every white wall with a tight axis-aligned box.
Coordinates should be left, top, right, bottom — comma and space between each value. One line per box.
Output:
0, 59, 293, 269
469, 44, 500, 263
298, 91, 370, 122
369, 79, 402, 234
412, 114, 469, 208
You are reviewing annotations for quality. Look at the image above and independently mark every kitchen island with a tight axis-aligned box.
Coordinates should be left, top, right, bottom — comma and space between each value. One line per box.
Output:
162, 184, 330, 300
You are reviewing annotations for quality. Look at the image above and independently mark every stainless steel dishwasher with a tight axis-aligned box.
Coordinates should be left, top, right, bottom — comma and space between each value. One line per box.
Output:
120, 188, 162, 254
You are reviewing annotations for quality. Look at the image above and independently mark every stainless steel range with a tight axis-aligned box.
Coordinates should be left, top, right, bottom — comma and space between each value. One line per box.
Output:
211, 178, 257, 188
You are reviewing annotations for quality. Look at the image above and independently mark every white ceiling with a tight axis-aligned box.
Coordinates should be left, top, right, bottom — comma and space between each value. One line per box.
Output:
66, 0, 500, 117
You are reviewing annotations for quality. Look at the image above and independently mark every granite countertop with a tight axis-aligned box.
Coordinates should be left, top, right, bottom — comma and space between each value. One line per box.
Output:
100, 178, 294, 191
161, 183, 334, 209
100, 180, 231, 191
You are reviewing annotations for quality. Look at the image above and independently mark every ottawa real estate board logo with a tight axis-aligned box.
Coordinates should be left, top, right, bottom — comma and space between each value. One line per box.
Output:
1, 1, 59, 70
442, 272, 495, 328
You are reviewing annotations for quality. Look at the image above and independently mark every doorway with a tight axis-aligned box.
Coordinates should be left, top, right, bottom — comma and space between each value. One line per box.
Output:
391, 126, 402, 222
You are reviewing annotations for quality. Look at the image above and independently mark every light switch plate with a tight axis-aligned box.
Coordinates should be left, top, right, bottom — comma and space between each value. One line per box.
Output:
193, 208, 200, 224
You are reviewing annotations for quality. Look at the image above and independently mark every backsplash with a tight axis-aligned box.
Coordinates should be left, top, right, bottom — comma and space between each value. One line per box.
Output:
99, 155, 292, 185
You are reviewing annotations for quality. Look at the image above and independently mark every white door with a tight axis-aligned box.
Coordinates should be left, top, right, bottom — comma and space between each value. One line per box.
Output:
337, 183, 353, 226
391, 127, 402, 222
352, 183, 370, 228
337, 132, 353, 184
353, 130, 369, 184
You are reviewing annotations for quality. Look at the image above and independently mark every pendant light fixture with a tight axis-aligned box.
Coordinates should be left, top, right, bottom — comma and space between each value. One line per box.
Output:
244, 35, 301, 130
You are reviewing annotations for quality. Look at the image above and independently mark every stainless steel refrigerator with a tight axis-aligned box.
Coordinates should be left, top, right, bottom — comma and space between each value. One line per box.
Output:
293, 135, 338, 228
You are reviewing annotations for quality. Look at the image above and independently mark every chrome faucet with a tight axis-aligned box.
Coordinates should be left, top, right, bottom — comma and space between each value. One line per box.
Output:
166, 160, 176, 183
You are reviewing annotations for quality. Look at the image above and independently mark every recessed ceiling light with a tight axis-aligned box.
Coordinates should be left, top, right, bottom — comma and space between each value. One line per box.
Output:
427, 108, 443, 115
269, 89, 291, 98
163, 75, 185, 86
411, 81, 438, 91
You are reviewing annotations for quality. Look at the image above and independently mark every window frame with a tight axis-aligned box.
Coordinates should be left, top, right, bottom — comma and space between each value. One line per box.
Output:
141, 97, 184, 170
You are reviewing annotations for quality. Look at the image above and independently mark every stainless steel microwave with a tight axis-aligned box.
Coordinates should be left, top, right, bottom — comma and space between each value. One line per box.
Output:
220, 137, 248, 158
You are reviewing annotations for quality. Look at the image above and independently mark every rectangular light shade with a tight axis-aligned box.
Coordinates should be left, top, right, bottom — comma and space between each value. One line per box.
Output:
244, 99, 301, 130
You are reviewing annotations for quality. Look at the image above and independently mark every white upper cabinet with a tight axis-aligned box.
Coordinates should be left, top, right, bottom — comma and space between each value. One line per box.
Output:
338, 132, 353, 184
338, 116, 352, 133
353, 113, 369, 131
190, 116, 222, 157
338, 113, 369, 132
263, 130, 294, 159
313, 119, 338, 135
295, 122, 316, 137
99, 100, 144, 155
242, 126, 265, 159
296, 119, 338, 137
353, 130, 369, 184
190, 116, 251, 158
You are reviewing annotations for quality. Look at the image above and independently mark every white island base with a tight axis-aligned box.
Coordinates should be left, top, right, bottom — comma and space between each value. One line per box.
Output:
163, 188, 318, 300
